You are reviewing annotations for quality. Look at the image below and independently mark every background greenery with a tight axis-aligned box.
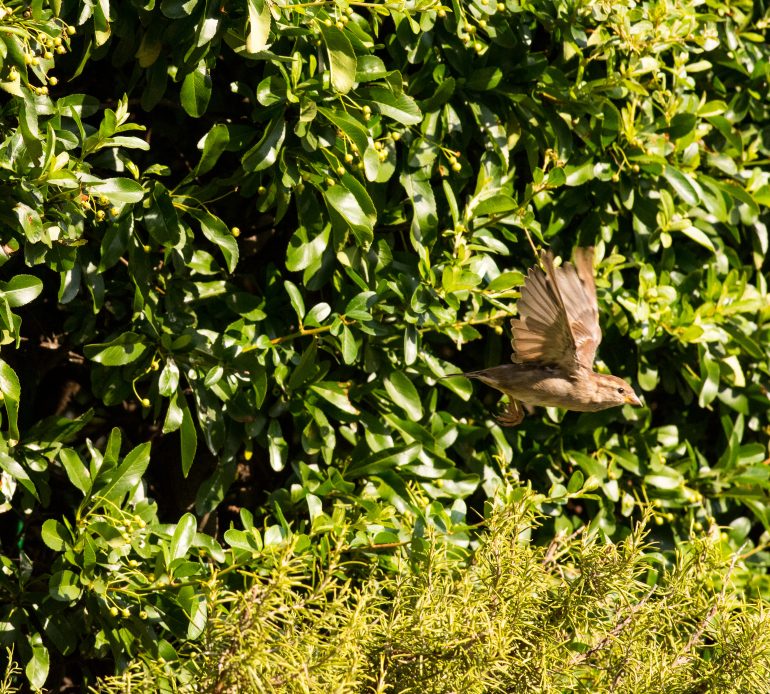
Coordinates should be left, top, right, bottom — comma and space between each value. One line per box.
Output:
0, 0, 769, 689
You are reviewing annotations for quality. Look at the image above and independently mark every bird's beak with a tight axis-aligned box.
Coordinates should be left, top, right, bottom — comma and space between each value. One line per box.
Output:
624, 392, 642, 407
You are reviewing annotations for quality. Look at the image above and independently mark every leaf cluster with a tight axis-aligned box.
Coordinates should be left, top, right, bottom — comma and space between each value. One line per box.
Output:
84, 490, 770, 694
0, 0, 769, 687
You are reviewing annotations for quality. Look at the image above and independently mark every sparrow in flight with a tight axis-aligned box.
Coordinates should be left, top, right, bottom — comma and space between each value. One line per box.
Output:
464, 247, 641, 426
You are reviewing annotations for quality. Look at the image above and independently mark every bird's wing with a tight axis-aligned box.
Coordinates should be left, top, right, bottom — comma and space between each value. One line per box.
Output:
569, 246, 601, 367
509, 248, 601, 371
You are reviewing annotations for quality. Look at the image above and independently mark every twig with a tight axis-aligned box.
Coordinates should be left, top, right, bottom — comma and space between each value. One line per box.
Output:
570, 586, 656, 666
672, 543, 745, 667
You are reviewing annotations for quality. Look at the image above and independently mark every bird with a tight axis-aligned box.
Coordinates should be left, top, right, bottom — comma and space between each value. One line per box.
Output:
463, 247, 641, 426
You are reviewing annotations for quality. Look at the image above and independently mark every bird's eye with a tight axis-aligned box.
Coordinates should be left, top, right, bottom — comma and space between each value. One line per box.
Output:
617, 387, 625, 394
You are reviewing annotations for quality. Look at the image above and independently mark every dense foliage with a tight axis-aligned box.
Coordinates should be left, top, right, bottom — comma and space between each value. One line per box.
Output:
0, 0, 769, 688
92, 493, 770, 693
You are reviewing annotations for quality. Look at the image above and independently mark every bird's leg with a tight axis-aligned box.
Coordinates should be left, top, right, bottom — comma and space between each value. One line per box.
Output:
497, 399, 524, 427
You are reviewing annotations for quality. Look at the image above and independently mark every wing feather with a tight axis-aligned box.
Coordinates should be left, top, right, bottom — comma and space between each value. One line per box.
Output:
509, 247, 602, 371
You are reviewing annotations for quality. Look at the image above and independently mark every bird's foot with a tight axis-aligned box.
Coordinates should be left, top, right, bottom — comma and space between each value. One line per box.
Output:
497, 399, 524, 427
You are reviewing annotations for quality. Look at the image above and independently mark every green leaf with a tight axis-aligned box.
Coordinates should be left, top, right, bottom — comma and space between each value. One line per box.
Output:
88, 178, 146, 204
84, 332, 149, 366
662, 166, 700, 206
341, 325, 358, 364
473, 193, 517, 217
41, 519, 69, 551
170, 513, 197, 563
366, 86, 422, 125
164, 391, 184, 434
180, 62, 212, 118
93, 442, 151, 503
644, 466, 684, 490
49, 569, 82, 602
680, 225, 715, 252
267, 419, 287, 471
0, 274, 42, 308
180, 399, 197, 477
144, 182, 183, 247
179, 587, 208, 640
242, 116, 286, 172
25, 637, 49, 691
284, 280, 305, 321
347, 443, 421, 478
161, 0, 199, 18
0, 452, 37, 500
189, 209, 239, 273
350, 54, 385, 82
400, 170, 437, 249
246, 0, 271, 52
384, 371, 423, 421
159, 359, 180, 397
196, 123, 230, 175
322, 175, 376, 247
286, 223, 331, 273
320, 25, 356, 94
600, 100, 620, 147
15, 202, 44, 243
60, 448, 90, 494
317, 106, 369, 157
0, 359, 20, 440
699, 355, 720, 408
309, 382, 359, 415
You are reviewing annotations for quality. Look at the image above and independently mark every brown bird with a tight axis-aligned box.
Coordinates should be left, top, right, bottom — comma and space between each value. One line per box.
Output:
464, 247, 641, 426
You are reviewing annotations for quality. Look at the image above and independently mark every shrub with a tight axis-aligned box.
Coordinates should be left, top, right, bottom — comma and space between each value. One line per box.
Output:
0, 0, 769, 687
93, 491, 770, 693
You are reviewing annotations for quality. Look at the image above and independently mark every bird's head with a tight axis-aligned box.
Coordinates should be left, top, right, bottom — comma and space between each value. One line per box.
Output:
591, 373, 642, 409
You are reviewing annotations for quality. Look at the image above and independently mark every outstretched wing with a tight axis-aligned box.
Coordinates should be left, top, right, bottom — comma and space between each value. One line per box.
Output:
509, 247, 601, 371
568, 246, 601, 367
